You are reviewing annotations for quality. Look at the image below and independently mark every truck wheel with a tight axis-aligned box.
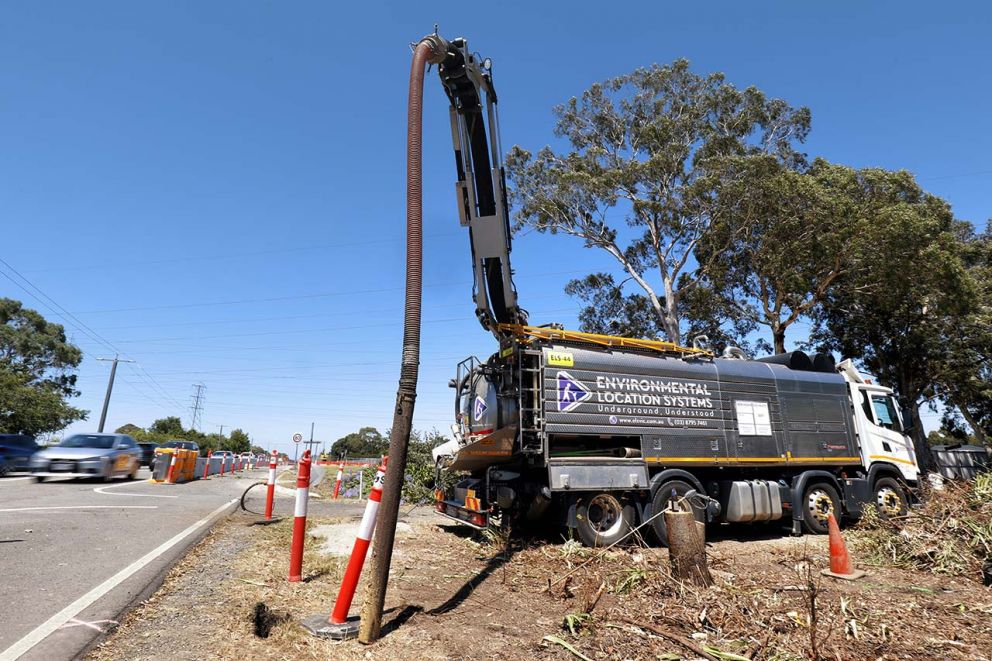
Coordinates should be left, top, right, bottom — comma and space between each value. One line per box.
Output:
650, 479, 705, 547
575, 493, 634, 548
873, 477, 908, 519
801, 482, 840, 534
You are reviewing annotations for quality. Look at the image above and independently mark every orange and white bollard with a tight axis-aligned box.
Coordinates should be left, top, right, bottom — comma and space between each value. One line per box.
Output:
302, 459, 387, 639
203, 450, 212, 480
264, 449, 278, 520
333, 463, 344, 500
288, 450, 312, 582
166, 452, 178, 484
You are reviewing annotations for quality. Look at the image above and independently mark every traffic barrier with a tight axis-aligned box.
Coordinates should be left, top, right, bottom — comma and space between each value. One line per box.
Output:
821, 513, 865, 580
333, 463, 344, 500
265, 450, 277, 520
203, 450, 212, 480
302, 458, 388, 639
288, 450, 312, 582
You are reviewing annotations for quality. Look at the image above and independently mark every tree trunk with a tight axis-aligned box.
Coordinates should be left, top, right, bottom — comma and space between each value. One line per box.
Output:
664, 509, 712, 587
773, 327, 786, 354
955, 400, 990, 446
906, 400, 933, 473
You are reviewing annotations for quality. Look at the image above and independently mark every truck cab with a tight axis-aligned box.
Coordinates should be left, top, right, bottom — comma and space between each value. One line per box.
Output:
839, 360, 919, 517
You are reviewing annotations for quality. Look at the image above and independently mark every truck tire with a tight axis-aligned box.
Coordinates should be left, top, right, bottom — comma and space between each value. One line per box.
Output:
873, 477, 908, 519
650, 479, 705, 547
801, 482, 840, 534
575, 493, 634, 548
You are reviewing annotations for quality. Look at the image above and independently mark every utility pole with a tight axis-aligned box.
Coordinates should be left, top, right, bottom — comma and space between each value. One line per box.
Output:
96, 355, 135, 433
190, 383, 206, 431
218, 425, 225, 437
304, 421, 320, 455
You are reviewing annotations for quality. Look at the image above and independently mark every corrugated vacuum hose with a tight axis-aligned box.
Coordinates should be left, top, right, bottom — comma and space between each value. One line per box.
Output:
358, 33, 449, 643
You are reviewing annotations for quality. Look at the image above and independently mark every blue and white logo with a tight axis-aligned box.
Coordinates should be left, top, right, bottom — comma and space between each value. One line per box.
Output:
557, 371, 592, 413
609, 415, 618, 425
473, 396, 488, 421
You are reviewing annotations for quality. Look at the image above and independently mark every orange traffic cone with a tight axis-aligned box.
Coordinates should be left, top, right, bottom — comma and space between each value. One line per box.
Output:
821, 513, 865, 580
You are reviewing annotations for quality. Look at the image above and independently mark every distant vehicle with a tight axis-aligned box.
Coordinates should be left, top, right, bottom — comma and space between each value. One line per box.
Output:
212, 450, 235, 463
0, 434, 40, 474
30, 433, 140, 482
137, 442, 160, 467
158, 439, 200, 453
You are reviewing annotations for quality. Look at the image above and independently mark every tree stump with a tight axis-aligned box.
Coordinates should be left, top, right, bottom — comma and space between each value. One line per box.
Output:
664, 509, 713, 587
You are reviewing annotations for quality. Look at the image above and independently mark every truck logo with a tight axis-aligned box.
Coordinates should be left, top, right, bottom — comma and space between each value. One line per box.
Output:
473, 396, 488, 421
557, 371, 592, 413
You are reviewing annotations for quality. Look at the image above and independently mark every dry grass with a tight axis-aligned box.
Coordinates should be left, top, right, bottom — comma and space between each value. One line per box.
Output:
851, 473, 992, 582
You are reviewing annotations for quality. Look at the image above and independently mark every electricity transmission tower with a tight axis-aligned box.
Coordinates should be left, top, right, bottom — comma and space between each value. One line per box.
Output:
189, 383, 206, 431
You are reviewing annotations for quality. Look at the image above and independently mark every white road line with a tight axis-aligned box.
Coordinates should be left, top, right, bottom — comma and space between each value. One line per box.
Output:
93, 482, 178, 498
0, 497, 238, 661
0, 506, 158, 512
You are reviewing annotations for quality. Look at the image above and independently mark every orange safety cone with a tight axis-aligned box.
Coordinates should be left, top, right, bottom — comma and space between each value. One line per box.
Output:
821, 513, 865, 580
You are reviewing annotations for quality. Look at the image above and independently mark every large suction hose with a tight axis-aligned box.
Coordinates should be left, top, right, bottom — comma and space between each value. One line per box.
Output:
358, 34, 448, 643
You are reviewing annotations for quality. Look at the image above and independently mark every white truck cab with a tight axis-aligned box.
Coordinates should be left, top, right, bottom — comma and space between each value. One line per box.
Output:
838, 359, 919, 484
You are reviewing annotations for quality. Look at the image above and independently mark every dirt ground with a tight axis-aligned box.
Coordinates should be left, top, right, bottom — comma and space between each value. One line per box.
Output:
87, 500, 992, 661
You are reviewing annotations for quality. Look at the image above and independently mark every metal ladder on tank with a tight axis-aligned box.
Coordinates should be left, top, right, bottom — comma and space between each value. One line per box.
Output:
517, 351, 545, 455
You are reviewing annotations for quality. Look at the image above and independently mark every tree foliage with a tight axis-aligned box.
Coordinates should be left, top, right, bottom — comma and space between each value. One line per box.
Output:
329, 426, 388, 458
224, 428, 250, 453
0, 298, 87, 435
811, 181, 974, 466
507, 59, 810, 344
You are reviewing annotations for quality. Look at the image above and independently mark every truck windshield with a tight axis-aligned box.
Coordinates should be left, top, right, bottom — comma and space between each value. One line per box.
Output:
870, 395, 902, 432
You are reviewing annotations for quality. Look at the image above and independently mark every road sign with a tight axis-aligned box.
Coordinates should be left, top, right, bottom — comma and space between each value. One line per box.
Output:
293, 433, 303, 443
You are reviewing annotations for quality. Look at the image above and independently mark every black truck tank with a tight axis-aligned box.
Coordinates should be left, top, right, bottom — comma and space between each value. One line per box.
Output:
541, 346, 859, 466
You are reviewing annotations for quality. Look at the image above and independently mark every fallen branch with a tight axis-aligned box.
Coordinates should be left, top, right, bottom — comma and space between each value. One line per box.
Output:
616, 618, 718, 661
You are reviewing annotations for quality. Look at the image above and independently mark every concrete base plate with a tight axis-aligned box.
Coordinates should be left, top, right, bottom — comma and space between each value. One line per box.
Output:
301, 613, 360, 640
821, 568, 866, 580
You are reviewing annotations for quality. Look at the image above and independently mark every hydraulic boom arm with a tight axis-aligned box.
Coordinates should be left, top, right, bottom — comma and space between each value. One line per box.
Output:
430, 34, 527, 335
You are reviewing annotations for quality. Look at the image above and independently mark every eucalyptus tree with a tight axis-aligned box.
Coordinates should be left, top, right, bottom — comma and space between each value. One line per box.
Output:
507, 60, 810, 345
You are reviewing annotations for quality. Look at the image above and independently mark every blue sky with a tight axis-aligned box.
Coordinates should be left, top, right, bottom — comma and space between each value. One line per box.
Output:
2, 1, 989, 453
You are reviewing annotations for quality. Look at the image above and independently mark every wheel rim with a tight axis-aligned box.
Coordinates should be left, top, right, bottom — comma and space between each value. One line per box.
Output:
587, 494, 624, 537
806, 488, 834, 525
876, 486, 903, 516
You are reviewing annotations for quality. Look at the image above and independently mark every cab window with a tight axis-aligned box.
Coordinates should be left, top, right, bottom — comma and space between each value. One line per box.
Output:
870, 395, 902, 432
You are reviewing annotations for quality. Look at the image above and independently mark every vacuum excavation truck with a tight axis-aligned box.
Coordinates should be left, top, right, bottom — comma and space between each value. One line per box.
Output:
423, 33, 920, 547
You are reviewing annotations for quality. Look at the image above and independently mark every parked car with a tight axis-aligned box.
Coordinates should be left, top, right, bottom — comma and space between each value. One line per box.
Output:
137, 442, 160, 467
30, 433, 141, 482
0, 434, 41, 474
212, 450, 235, 463
158, 439, 201, 453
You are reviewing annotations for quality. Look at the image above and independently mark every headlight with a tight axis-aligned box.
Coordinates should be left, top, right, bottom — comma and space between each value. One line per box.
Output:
30, 456, 48, 466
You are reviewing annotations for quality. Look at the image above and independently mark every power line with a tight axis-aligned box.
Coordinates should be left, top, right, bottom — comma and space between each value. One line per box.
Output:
0, 256, 186, 414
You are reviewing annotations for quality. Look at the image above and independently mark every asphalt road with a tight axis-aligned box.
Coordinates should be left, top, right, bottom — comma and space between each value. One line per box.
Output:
0, 467, 266, 660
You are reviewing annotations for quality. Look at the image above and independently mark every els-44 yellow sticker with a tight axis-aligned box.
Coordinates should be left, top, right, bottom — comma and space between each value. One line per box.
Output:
547, 350, 574, 367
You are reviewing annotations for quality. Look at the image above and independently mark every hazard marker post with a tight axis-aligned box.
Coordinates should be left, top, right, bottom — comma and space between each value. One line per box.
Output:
288, 450, 312, 582
333, 463, 344, 499
264, 449, 278, 520
166, 452, 178, 484
302, 459, 388, 639
202, 450, 212, 480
